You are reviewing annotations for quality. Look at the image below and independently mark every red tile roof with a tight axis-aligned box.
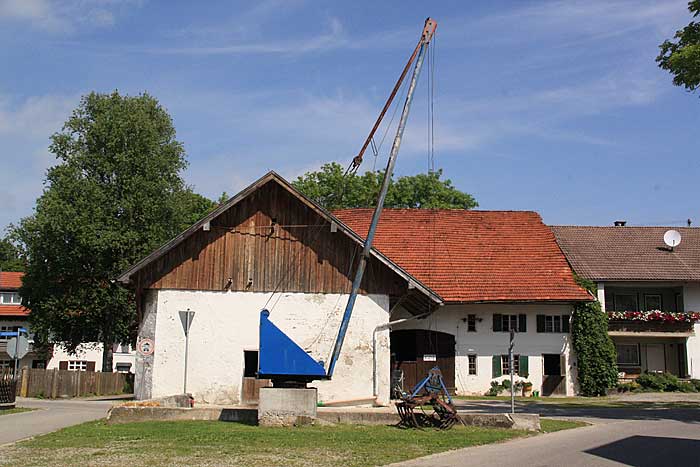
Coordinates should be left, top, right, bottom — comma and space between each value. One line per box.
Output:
0, 272, 28, 316
0, 271, 24, 290
333, 209, 591, 303
0, 305, 29, 317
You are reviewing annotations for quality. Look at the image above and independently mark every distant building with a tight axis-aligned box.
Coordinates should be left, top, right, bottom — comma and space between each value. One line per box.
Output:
0, 271, 135, 373
552, 225, 700, 380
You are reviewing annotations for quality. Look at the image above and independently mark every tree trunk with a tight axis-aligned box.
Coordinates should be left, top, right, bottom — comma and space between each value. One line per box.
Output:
102, 339, 113, 373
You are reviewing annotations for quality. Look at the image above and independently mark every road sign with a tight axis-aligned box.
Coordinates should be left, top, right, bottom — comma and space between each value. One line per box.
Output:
179, 310, 195, 336
137, 338, 155, 356
7, 336, 29, 360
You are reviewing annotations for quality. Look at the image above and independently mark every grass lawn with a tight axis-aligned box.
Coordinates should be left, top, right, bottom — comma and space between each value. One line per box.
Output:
539, 418, 588, 433
0, 407, 35, 416
0, 417, 585, 467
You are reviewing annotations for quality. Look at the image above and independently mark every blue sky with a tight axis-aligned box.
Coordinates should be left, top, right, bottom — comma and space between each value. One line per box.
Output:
1, 0, 698, 232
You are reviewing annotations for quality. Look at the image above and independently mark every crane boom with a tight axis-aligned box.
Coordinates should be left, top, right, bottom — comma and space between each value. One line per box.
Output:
326, 17, 437, 378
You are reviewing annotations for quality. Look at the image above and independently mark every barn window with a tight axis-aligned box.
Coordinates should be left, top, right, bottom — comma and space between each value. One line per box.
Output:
68, 360, 89, 371
501, 354, 520, 375
244, 350, 258, 377
466, 315, 476, 332
468, 355, 477, 375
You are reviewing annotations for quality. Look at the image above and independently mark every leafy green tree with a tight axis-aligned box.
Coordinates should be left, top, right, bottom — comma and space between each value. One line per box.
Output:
16, 91, 213, 372
0, 235, 24, 272
292, 162, 477, 210
657, 1, 700, 94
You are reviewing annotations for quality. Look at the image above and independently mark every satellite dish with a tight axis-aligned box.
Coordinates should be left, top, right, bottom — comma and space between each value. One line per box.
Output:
663, 230, 682, 249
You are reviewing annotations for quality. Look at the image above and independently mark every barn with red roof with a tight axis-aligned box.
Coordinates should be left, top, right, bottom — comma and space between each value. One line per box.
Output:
120, 172, 591, 402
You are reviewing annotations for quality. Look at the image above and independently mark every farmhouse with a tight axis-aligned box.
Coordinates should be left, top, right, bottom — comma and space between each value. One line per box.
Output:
552, 225, 700, 380
0, 271, 135, 374
119, 172, 592, 405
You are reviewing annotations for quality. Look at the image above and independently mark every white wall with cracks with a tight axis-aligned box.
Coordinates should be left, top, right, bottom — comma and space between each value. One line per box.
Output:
137, 290, 391, 405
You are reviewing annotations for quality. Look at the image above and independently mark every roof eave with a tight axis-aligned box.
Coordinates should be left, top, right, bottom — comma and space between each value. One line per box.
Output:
117, 171, 443, 305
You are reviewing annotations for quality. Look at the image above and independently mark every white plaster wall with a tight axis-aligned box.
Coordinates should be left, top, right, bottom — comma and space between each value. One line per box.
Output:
47, 343, 135, 372
683, 283, 700, 378
393, 303, 577, 396
150, 290, 390, 405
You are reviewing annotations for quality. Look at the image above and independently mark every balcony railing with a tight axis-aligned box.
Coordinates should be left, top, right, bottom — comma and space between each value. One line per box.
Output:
608, 319, 694, 334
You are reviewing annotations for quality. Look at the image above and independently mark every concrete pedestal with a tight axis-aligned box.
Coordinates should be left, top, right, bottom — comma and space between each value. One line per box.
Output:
258, 387, 317, 427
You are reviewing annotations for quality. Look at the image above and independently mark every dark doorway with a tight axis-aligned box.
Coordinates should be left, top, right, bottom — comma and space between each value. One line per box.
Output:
390, 330, 455, 395
542, 353, 565, 396
241, 350, 270, 405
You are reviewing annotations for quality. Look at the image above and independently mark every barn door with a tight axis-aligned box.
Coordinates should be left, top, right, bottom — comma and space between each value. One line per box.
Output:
390, 330, 455, 395
241, 350, 270, 405
541, 353, 565, 396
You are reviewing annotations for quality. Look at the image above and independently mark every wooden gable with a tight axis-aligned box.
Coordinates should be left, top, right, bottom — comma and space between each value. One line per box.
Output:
133, 179, 409, 296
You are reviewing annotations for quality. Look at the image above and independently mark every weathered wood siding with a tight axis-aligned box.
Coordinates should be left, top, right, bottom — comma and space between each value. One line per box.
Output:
135, 180, 407, 296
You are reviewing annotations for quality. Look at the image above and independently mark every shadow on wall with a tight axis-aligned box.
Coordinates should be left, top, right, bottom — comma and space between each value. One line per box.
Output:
584, 435, 700, 467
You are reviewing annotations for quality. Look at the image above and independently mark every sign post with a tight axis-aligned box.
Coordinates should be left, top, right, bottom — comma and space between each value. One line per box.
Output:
509, 328, 515, 414
179, 310, 195, 394
7, 332, 29, 379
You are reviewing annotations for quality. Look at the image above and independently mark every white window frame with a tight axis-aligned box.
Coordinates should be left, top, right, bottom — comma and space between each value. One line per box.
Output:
467, 354, 477, 375
544, 315, 562, 333
0, 292, 21, 304
502, 315, 518, 332
68, 360, 89, 371
501, 354, 520, 375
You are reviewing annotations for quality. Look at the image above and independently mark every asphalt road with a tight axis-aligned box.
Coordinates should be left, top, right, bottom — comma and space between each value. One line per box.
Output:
393, 405, 700, 467
0, 398, 116, 445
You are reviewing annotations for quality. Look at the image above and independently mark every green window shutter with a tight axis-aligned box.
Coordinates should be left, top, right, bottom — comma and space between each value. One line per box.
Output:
518, 314, 527, 332
562, 315, 570, 333
492, 355, 502, 377
519, 355, 529, 378
493, 314, 502, 332
536, 315, 545, 333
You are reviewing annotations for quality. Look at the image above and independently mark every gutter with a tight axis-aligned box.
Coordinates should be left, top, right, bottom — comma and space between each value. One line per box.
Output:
372, 311, 433, 405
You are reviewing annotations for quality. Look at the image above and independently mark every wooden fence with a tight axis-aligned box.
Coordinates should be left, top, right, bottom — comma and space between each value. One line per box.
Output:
17, 368, 132, 399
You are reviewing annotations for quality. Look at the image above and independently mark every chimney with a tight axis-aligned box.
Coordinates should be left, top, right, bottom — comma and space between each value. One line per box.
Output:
614, 220, 627, 227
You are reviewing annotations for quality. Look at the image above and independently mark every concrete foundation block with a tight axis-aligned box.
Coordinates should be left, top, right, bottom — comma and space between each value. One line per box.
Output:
458, 413, 540, 431
258, 387, 318, 427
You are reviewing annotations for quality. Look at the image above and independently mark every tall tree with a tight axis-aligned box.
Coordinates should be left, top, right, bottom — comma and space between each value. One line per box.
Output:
657, 0, 700, 94
0, 235, 24, 272
292, 162, 477, 211
16, 91, 214, 372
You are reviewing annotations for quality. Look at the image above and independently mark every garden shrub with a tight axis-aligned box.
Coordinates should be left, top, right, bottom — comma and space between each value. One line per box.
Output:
636, 372, 697, 392
691, 379, 700, 392
571, 300, 618, 396
617, 381, 640, 393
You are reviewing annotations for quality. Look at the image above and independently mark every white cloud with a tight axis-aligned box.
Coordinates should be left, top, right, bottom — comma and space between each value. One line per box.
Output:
150, 16, 347, 56
0, 93, 78, 230
0, 94, 77, 137
0, 0, 142, 33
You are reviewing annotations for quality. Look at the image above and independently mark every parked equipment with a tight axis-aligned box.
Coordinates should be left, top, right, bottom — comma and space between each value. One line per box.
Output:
257, 18, 451, 428
396, 367, 461, 429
